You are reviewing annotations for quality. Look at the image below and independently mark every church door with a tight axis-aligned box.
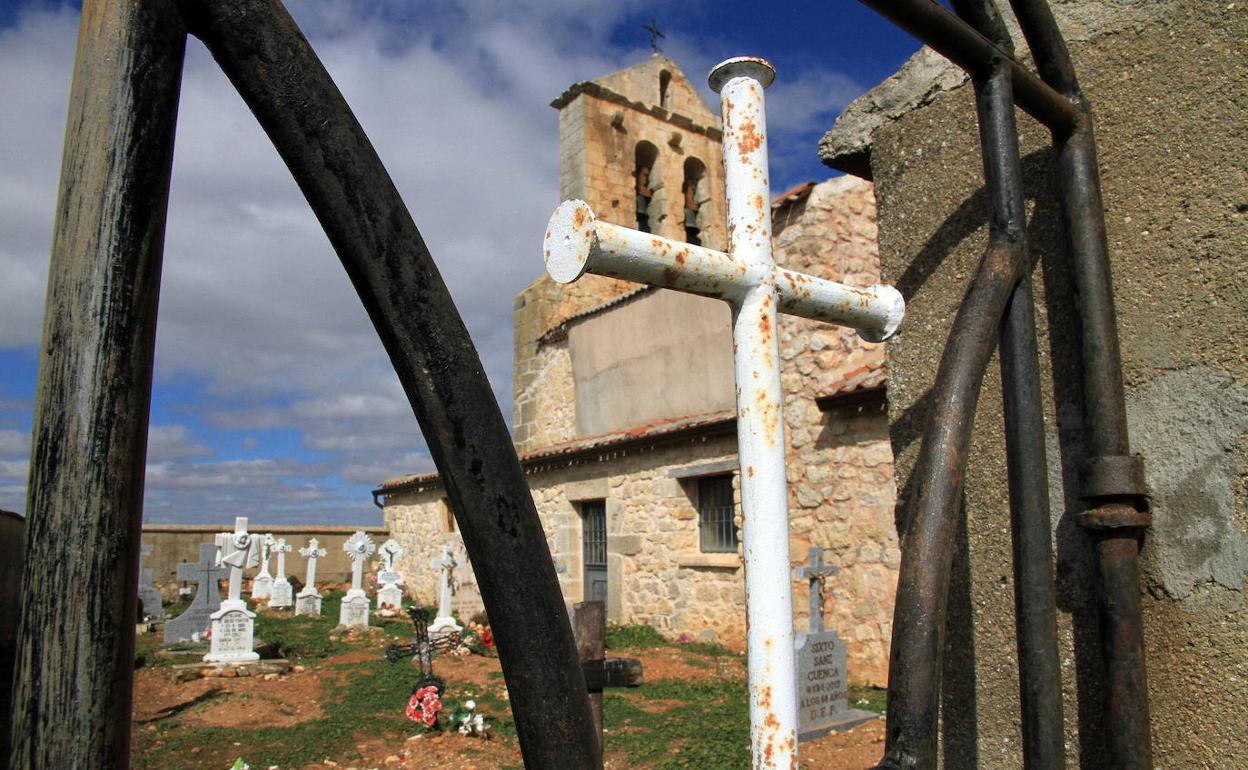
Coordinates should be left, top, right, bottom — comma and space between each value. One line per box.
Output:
581, 500, 608, 606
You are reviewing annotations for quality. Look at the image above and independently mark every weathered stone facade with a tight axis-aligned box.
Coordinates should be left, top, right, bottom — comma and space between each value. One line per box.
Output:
381, 58, 900, 686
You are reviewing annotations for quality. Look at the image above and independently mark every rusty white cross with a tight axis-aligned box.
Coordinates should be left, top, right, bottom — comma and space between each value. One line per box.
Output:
543, 56, 904, 769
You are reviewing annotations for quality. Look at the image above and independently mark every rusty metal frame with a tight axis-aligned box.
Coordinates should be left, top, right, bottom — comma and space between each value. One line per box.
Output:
858, 0, 1153, 768
10, 0, 598, 767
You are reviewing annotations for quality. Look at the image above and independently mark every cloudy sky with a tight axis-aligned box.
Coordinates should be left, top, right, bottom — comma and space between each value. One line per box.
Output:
0, 0, 920, 525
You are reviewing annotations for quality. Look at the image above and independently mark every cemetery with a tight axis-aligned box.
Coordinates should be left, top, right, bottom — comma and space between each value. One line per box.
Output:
3, 1, 1245, 769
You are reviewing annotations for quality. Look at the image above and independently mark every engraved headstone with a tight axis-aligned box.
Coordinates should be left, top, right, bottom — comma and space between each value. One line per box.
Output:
295, 538, 327, 617
375, 538, 405, 610
792, 546, 875, 740
428, 544, 462, 638
338, 531, 375, 628
205, 517, 260, 663
165, 543, 225, 644
267, 537, 293, 609
251, 533, 276, 599
137, 542, 165, 621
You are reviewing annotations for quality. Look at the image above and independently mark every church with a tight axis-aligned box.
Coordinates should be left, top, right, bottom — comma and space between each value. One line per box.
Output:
376, 55, 900, 685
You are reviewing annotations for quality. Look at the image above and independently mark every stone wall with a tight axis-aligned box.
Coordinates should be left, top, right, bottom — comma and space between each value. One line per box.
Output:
821, 1, 1248, 766
140, 524, 390, 589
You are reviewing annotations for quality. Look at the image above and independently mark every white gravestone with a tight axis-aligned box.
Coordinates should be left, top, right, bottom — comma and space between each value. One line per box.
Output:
204, 517, 261, 663
428, 544, 462, 638
165, 543, 225, 644
267, 538, 294, 609
338, 531, 375, 628
375, 538, 405, 610
793, 546, 875, 740
137, 542, 165, 621
296, 538, 327, 616
251, 533, 276, 599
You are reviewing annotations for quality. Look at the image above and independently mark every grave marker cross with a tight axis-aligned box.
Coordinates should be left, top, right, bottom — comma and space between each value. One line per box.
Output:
300, 538, 327, 586
795, 545, 838, 634
543, 56, 904, 769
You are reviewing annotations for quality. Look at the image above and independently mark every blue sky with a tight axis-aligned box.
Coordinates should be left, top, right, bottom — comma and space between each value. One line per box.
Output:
0, 0, 922, 525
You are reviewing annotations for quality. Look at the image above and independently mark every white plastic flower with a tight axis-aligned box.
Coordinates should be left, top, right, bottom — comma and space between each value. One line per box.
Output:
464, 699, 476, 710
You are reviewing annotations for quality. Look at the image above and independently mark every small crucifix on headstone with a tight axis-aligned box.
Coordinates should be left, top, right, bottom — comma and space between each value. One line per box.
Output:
164, 543, 225, 644
296, 538, 328, 617
795, 545, 837, 634
137, 542, 165, 622
267, 538, 293, 609
428, 544, 462, 639
205, 516, 261, 663
542, 56, 903, 769
376, 538, 405, 610
251, 532, 276, 599
339, 530, 375, 628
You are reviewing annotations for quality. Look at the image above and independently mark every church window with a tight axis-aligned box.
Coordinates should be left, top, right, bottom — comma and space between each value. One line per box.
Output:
659, 69, 672, 108
697, 474, 737, 553
634, 141, 659, 233
682, 157, 707, 245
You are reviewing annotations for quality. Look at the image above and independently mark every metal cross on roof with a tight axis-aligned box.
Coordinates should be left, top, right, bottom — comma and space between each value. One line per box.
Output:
543, 56, 904, 769
642, 19, 665, 53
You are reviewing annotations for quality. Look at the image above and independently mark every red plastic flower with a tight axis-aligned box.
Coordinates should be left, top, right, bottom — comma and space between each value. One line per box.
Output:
481, 628, 494, 648
406, 685, 443, 727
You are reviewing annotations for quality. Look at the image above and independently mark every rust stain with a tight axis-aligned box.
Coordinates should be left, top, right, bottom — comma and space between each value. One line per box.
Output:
662, 267, 679, 284
675, 249, 688, 265
737, 118, 763, 157
747, 465, 755, 478
751, 193, 765, 211
573, 206, 587, 229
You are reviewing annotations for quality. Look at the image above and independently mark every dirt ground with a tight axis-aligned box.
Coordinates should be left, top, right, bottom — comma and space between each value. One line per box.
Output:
132, 643, 883, 769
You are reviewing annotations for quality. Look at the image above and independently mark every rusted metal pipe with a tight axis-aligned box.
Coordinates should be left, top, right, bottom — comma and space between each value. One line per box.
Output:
857, 0, 1079, 135
8, 1, 186, 767
177, 1, 600, 766
1007, 2, 1154, 766
545, 202, 904, 342
877, 57, 1033, 770
948, 2, 1067, 764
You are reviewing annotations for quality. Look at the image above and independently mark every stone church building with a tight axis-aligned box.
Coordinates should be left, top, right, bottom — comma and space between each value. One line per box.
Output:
377, 56, 900, 685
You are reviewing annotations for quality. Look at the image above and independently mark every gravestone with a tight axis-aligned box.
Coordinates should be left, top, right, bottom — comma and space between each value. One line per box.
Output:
295, 538, 327, 616
251, 533, 276, 600
137, 542, 165, 621
267, 537, 293, 609
375, 538, 405, 610
792, 545, 875, 740
428, 544, 462, 639
205, 517, 261, 663
165, 543, 225, 644
338, 530, 375, 628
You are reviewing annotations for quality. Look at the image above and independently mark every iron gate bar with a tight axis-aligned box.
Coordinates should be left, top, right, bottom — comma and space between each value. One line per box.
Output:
877, 60, 1030, 769
858, 0, 1079, 135
1007, 1, 1154, 766
8, 0, 187, 767
951, 3, 1067, 766
177, 1, 600, 767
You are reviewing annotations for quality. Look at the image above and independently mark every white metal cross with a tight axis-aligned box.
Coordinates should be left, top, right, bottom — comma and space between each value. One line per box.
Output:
271, 537, 291, 581
215, 516, 260, 602
543, 56, 904, 769
343, 531, 376, 592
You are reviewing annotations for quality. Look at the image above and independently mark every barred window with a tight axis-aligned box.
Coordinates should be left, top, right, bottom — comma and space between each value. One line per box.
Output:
698, 474, 737, 553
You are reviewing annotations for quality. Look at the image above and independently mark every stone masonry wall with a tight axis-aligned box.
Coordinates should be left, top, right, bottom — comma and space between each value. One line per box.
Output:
821, 1, 1248, 765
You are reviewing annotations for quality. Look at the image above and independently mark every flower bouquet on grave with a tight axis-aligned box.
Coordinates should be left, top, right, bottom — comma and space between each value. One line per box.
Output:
461, 620, 496, 657
450, 699, 491, 739
405, 675, 445, 730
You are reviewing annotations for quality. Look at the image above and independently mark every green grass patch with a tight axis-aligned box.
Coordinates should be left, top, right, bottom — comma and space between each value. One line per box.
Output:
604, 676, 750, 770
849, 685, 887, 714
606, 623, 670, 650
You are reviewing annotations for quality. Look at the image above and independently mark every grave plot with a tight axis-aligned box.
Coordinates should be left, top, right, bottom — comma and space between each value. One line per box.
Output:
130, 603, 886, 769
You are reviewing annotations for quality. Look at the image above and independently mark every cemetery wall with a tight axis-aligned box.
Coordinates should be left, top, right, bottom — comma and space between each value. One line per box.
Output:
385, 178, 901, 685
820, 0, 1248, 765
140, 524, 390, 590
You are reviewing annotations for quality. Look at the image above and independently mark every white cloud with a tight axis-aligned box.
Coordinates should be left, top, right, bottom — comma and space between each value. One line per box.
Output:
0, 1, 863, 523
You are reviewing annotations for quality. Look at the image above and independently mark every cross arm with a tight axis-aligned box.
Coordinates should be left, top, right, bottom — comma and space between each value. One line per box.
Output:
544, 200, 905, 342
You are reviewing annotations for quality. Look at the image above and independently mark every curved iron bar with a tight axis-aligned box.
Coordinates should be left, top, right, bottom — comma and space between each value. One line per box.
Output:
178, 1, 600, 766
953, 2, 1068, 766
1008, 1, 1154, 766
877, 59, 1032, 768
